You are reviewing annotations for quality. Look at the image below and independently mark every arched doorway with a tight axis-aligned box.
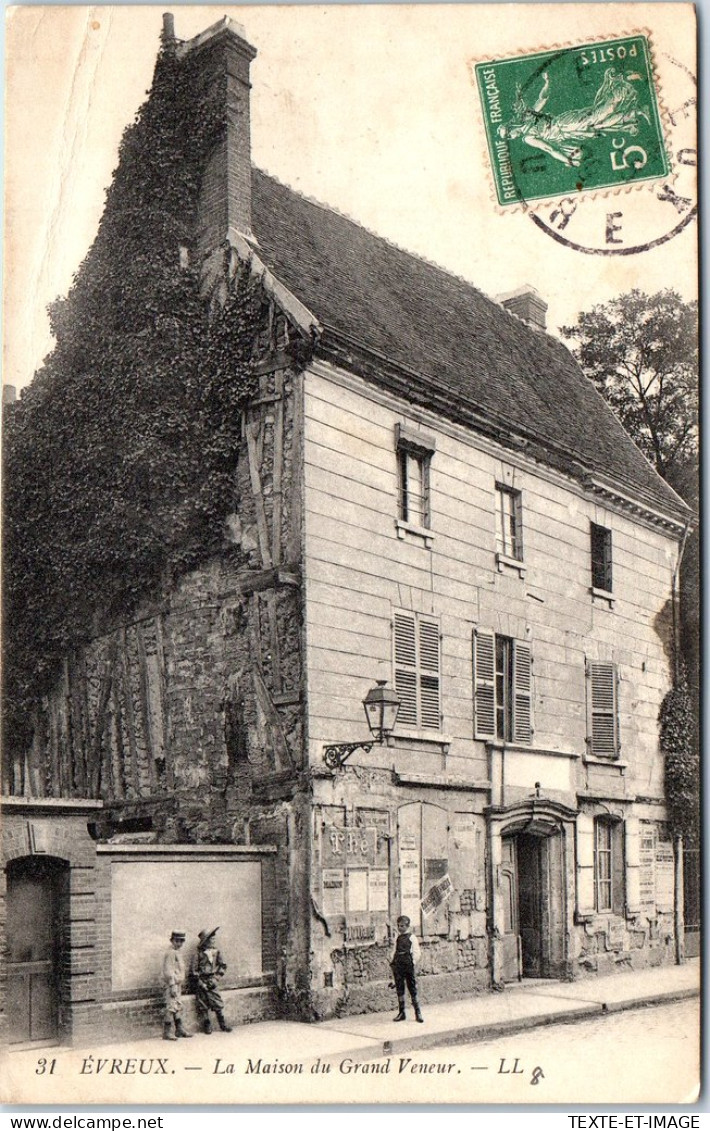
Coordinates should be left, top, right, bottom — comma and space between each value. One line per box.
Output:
490, 799, 576, 984
501, 829, 564, 978
6, 856, 68, 1044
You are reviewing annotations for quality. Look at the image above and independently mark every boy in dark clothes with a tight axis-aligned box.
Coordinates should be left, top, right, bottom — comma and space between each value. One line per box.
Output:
389, 914, 423, 1023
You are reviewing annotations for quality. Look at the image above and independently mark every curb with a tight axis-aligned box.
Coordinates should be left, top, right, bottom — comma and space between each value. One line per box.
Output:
317, 986, 700, 1066
600, 986, 700, 1014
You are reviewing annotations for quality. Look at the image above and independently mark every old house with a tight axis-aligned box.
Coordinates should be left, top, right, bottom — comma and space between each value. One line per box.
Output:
2, 15, 692, 1046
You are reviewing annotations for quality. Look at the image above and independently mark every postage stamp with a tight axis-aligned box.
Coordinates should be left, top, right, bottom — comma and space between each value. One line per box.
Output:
475, 35, 670, 207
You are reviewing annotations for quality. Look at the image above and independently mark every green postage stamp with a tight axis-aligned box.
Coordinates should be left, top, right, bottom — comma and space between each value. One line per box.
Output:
475, 35, 669, 207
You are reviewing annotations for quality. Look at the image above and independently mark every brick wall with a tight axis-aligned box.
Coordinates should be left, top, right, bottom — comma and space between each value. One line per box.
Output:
1, 803, 101, 1046
189, 24, 257, 258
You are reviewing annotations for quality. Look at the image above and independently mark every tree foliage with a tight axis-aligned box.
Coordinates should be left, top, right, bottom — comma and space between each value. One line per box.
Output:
658, 670, 698, 841
561, 289, 698, 482
2, 39, 280, 754
564, 294, 699, 840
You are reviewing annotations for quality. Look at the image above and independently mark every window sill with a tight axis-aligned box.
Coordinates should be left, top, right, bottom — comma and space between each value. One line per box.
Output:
575, 909, 625, 925
591, 587, 615, 608
485, 742, 580, 759
387, 729, 450, 752
583, 753, 627, 769
396, 519, 434, 547
394, 770, 492, 792
496, 552, 525, 578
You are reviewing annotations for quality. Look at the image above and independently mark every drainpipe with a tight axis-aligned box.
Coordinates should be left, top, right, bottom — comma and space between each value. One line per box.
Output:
670, 518, 691, 966
674, 833, 685, 965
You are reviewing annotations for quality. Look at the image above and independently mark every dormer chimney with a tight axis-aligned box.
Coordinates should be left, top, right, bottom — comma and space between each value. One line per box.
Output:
497, 285, 548, 331
178, 17, 257, 258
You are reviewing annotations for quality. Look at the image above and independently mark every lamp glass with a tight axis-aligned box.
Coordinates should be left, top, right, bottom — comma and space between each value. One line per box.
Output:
364, 698, 383, 734
363, 681, 400, 739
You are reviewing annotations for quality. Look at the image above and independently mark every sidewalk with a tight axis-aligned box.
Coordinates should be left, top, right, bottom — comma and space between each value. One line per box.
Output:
315, 957, 701, 1061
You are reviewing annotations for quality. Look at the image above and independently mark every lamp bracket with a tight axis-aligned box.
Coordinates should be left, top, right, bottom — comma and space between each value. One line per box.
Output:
323, 740, 375, 770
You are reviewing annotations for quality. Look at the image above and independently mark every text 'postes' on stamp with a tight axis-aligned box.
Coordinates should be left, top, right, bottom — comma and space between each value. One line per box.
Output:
475, 36, 669, 207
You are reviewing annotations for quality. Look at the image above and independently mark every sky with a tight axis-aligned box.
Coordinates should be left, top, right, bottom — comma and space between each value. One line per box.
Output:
3, 3, 699, 393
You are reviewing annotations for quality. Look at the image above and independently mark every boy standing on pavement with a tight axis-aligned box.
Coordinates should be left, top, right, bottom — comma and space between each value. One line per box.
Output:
162, 930, 193, 1040
390, 915, 423, 1023
193, 927, 233, 1034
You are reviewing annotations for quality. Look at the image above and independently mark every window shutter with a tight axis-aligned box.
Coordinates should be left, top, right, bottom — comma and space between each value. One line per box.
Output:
394, 612, 418, 728
587, 661, 618, 757
473, 629, 496, 740
512, 640, 532, 744
418, 618, 441, 730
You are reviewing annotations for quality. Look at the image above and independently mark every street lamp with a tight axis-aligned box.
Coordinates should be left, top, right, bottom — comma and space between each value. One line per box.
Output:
323, 680, 401, 770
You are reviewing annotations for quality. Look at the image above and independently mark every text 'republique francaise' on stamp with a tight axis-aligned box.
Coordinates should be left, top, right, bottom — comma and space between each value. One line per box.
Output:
475, 35, 668, 208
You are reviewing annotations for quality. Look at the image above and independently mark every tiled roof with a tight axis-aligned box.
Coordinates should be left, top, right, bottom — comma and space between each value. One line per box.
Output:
251, 169, 687, 522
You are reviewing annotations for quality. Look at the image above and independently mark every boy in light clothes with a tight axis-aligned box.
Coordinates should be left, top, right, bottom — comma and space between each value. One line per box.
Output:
161, 930, 193, 1040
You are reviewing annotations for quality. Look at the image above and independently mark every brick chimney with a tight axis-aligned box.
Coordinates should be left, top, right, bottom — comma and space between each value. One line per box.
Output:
176, 15, 257, 259
497, 285, 548, 331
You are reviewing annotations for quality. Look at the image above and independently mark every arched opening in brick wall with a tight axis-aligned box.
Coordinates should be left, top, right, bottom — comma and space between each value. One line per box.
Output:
6, 855, 69, 1044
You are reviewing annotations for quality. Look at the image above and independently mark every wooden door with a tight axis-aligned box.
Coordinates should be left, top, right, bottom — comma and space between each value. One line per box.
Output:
6, 858, 61, 1044
499, 836, 521, 982
517, 834, 542, 977
540, 832, 565, 976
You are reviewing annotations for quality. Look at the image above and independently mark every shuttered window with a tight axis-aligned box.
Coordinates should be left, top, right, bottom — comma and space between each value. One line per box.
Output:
393, 611, 441, 731
586, 661, 619, 757
473, 629, 532, 744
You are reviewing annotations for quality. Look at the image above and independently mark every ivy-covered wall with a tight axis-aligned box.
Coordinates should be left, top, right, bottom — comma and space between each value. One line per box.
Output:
3, 27, 310, 783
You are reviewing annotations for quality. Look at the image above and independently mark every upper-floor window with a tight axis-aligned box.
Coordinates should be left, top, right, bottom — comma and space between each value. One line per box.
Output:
395, 424, 435, 532
590, 523, 613, 593
393, 611, 441, 731
495, 484, 523, 561
399, 449, 428, 526
586, 661, 620, 758
473, 628, 532, 744
594, 817, 624, 913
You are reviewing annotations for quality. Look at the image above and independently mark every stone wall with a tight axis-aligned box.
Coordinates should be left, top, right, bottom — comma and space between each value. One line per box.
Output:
5, 358, 314, 1033
307, 775, 490, 1019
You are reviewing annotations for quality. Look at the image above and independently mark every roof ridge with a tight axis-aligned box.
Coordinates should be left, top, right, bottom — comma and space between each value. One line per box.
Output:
253, 165, 518, 322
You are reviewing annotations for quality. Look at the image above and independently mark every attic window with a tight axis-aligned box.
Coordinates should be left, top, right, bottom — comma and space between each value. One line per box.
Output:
590, 523, 613, 605
495, 483, 525, 576
395, 424, 436, 545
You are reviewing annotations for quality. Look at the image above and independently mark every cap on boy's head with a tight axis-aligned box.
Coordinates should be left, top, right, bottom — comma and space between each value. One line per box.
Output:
397, 915, 411, 929
170, 930, 186, 941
